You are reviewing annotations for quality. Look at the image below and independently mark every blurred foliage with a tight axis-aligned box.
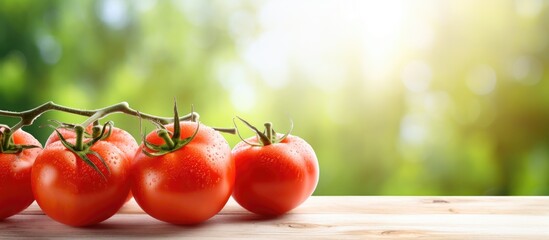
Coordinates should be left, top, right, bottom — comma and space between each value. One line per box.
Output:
1, 0, 549, 195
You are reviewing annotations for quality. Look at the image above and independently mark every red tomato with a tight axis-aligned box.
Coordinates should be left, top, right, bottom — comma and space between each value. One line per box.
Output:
31, 138, 131, 226
232, 134, 319, 216
131, 122, 234, 225
45, 125, 138, 202
0, 130, 42, 220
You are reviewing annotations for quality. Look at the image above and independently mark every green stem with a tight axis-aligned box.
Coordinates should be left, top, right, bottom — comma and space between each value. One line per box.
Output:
74, 126, 85, 151
212, 127, 237, 134
233, 117, 292, 147
1, 129, 10, 150
0, 101, 198, 133
8, 101, 95, 132
264, 122, 273, 144
158, 130, 175, 149
0, 101, 233, 154
79, 102, 129, 128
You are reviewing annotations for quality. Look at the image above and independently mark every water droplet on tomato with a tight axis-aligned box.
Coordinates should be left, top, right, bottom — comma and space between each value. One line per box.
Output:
145, 171, 160, 189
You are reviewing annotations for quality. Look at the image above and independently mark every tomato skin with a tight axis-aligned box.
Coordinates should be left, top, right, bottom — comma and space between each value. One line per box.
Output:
0, 130, 42, 220
31, 140, 131, 227
131, 122, 234, 225
232, 134, 319, 216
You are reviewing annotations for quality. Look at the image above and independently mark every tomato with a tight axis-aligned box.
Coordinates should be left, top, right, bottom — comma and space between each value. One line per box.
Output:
31, 132, 131, 226
45, 125, 138, 202
232, 133, 319, 216
131, 122, 234, 225
0, 129, 42, 220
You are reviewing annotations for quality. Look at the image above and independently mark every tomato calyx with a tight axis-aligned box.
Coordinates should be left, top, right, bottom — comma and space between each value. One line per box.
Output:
233, 117, 293, 146
0, 125, 41, 154
53, 121, 114, 180
142, 103, 200, 157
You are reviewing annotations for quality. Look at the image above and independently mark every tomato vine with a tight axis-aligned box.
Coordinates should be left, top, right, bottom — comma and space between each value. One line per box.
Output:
0, 101, 235, 154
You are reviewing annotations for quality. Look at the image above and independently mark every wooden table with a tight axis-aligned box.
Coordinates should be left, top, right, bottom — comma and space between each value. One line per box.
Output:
2, 196, 549, 239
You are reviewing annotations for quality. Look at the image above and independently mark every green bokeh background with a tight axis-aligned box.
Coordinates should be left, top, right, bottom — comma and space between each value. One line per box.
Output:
1, 0, 549, 195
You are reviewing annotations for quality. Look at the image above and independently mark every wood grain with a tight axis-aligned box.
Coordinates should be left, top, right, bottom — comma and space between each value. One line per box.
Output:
2, 196, 549, 239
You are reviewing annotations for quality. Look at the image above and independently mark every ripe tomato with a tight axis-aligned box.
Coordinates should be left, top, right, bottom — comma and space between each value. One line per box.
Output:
45, 125, 138, 202
0, 129, 42, 220
232, 133, 319, 216
131, 122, 234, 225
31, 133, 131, 226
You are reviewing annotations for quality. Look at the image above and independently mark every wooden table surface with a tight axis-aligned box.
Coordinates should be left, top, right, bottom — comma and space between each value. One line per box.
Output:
2, 196, 549, 239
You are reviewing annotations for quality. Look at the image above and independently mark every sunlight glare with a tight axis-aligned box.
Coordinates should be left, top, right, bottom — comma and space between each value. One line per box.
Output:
242, 0, 411, 93
358, 0, 406, 87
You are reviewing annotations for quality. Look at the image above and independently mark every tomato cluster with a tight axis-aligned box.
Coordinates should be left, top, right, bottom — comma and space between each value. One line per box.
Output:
0, 109, 319, 227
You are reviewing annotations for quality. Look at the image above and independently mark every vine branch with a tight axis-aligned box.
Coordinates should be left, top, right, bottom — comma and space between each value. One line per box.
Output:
0, 101, 199, 133
0, 101, 235, 153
